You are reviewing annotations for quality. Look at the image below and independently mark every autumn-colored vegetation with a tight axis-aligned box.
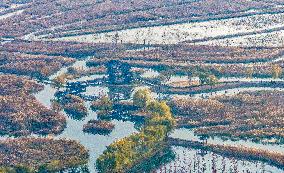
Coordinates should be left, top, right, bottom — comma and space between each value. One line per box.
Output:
96, 90, 175, 173
87, 51, 284, 80
0, 0, 281, 39
0, 74, 43, 95
0, 51, 75, 78
133, 88, 153, 109
0, 138, 89, 172
83, 120, 115, 135
172, 90, 284, 143
118, 45, 284, 64
2, 1, 284, 171
0, 40, 131, 57
169, 137, 284, 169
59, 94, 87, 120
0, 75, 66, 136
91, 96, 113, 119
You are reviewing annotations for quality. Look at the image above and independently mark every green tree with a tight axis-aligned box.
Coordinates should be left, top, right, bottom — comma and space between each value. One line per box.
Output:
91, 96, 113, 113
208, 74, 218, 87
14, 165, 32, 173
133, 88, 152, 108
147, 101, 175, 133
147, 101, 171, 117
96, 97, 175, 173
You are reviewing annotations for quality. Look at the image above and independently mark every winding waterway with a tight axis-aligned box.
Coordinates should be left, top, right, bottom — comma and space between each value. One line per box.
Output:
30, 57, 284, 172
1, 2, 284, 172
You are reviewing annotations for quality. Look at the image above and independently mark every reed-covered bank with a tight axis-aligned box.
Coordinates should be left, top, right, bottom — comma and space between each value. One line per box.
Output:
168, 138, 284, 170
171, 90, 284, 143
0, 138, 89, 173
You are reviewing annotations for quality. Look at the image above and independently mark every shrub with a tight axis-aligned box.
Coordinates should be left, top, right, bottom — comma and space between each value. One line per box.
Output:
97, 96, 175, 172
133, 88, 152, 108
91, 96, 113, 113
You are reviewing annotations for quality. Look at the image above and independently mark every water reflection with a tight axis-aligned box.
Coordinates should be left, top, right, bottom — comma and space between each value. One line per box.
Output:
108, 85, 134, 101
83, 86, 109, 97
30, 58, 284, 172
170, 128, 284, 154
155, 146, 283, 173
130, 146, 176, 173
34, 84, 57, 108
51, 11, 284, 46
57, 102, 138, 172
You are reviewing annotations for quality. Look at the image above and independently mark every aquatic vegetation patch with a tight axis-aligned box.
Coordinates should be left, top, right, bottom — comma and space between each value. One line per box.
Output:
59, 94, 87, 120
83, 120, 115, 135
172, 90, 284, 143
0, 52, 75, 79
0, 138, 89, 172
169, 138, 284, 170
0, 74, 43, 95
0, 74, 66, 136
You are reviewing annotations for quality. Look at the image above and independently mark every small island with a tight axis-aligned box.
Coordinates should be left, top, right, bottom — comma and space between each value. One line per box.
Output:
83, 120, 115, 135
59, 94, 88, 120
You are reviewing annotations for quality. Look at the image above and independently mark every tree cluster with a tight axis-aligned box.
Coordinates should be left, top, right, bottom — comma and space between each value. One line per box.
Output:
96, 89, 175, 173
